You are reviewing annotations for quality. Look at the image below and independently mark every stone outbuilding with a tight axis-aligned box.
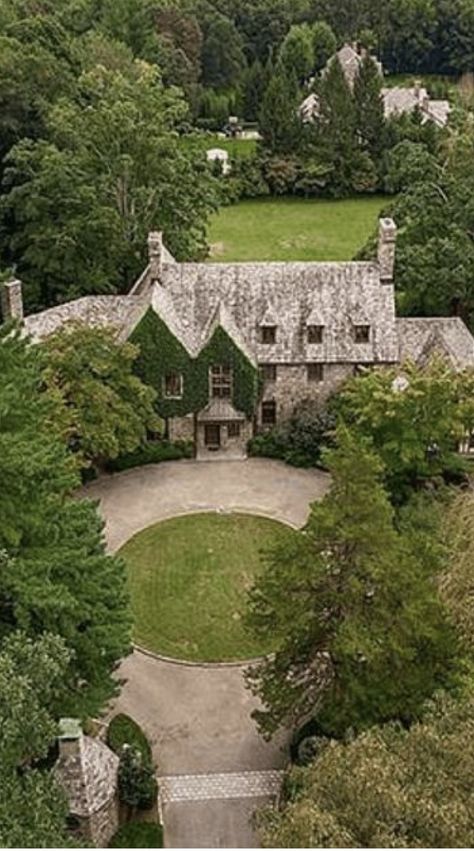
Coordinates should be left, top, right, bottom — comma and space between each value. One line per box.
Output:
54, 718, 119, 848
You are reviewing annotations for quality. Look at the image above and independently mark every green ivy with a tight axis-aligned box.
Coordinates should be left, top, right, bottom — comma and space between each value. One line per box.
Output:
130, 309, 259, 418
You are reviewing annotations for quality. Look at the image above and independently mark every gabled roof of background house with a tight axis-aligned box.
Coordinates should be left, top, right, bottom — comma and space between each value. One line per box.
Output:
381, 87, 451, 127
397, 318, 474, 368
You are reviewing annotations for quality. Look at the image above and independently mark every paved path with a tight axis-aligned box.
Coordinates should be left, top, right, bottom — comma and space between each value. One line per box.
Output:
160, 770, 284, 803
84, 457, 329, 552
86, 460, 329, 847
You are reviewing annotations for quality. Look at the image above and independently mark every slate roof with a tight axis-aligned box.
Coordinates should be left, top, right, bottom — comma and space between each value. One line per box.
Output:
24, 294, 148, 343
158, 260, 399, 364
198, 398, 247, 422
397, 318, 474, 368
382, 87, 451, 127
323, 44, 383, 88
54, 732, 118, 818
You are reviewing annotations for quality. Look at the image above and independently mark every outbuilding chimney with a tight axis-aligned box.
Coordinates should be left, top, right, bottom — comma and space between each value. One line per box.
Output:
377, 218, 397, 284
148, 231, 163, 280
58, 718, 83, 759
1, 278, 24, 322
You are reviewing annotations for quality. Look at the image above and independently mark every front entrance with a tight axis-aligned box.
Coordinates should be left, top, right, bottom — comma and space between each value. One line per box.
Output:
204, 424, 221, 450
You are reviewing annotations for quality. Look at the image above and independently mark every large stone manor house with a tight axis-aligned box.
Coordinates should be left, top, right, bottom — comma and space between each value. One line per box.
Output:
3, 218, 474, 459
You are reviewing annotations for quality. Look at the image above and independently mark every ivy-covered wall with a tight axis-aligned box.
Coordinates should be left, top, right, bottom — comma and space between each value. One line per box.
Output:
130, 309, 259, 418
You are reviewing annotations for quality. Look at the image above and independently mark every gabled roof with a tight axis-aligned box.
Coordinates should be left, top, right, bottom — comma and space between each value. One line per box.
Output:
397, 318, 474, 368
150, 284, 200, 356
159, 260, 399, 364
200, 301, 257, 366
24, 294, 149, 343
198, 398, 247, 422
382, 87, 451, 127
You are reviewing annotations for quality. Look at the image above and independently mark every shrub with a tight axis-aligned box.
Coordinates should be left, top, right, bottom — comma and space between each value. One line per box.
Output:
109, 821, 163, 848
107, 714, 152, 762
105, 440, 193, 473
118, 746, 158, 811
249, 403, 335, 467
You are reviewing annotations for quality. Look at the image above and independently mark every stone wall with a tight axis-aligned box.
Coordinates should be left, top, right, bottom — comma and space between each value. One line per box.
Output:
259, 362, 354, 425
168, 414, 195, 442
79, 797, 119, 848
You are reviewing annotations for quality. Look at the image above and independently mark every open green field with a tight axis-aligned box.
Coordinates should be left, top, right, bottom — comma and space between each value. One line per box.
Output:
121, 512, 297, 662
207, 196, 391, 262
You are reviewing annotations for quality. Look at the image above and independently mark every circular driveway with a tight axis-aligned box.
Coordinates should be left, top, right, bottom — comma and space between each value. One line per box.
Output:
85, 457, 329, 553
85, 459, 329, 847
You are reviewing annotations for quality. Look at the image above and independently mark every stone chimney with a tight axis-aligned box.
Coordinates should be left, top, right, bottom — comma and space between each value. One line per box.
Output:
58, 717, 83, 759
377, 218, 397, 284
148, 231, 163, 280
1, 279, 24, 322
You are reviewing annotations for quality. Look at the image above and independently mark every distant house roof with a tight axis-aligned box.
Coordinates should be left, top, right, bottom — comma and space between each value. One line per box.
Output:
382, 86, 451, 127
323, 43, 383, 88
301, 44, 451, 128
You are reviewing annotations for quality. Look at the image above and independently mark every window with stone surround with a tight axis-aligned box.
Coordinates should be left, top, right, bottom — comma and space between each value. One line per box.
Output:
164, 372, 183, 399
261, 326, 277, 345
307, 325, 324, 344
228, 422, 241, 438
354, 325, 371, 344
210, 365, 232, 398
262, 400, 277, 426
260, 364, 277, 382
307, 363, 324, 383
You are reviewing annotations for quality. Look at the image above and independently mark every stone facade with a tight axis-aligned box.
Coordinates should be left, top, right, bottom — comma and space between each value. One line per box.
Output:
5, 216, 474, 460
54, 719, 119, 848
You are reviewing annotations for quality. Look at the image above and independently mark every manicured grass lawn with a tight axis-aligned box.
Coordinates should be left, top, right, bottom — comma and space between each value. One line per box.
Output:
120, 512, 297, 662
207, 196, 391, 262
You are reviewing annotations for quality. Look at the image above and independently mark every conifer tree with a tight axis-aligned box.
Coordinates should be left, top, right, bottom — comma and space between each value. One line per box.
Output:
259, 67, 301, 155
314, 57, 360, 194
353, 52, 385, 162
0, 324, 130, 713
246, 427, 457, 738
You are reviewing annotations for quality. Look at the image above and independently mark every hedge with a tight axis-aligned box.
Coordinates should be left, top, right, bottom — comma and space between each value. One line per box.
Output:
107, 714, 152, 762
105, 440, 193, 473
109, 822, 164, 848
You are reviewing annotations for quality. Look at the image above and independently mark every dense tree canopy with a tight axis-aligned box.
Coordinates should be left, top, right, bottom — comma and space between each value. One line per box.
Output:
246, 427, 457, 738
43, 323, 160, 468
0, 631, 73, 848
0, 324, 130, 713
259, 692, 474, 848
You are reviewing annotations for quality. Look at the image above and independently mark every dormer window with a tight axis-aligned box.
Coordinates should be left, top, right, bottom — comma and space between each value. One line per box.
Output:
307, 325, 324, 344
210, 365, 232, 398
164, 372, 183, 399
261, 326, 277, 345
354, 325, 371, 344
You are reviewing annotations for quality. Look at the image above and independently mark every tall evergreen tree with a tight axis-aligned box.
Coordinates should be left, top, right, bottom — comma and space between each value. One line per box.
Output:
0, 324, 130, 713
246, 427, 457, 737
313, 57, 363, 195
353, 52, 385, 162
259, 68, 301, 155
